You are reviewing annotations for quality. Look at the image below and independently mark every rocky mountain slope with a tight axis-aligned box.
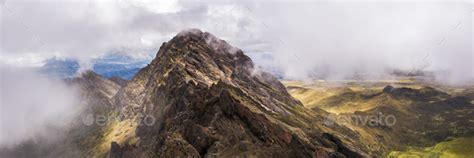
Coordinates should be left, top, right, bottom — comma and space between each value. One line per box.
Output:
110, 29, 368, 157
67, 71, 122, 107
1, 29, 372, 158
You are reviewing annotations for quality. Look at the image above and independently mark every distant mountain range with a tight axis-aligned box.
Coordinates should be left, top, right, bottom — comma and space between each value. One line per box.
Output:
39, 53, 153, 80
38, 50, 286, 80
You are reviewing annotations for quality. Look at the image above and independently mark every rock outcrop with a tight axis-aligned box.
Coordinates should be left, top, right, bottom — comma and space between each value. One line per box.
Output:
111, 29, 366, 157
67, 70, 121, 107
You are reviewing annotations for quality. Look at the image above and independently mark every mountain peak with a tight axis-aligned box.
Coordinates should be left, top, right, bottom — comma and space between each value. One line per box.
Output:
172, 28, 242, 55
111, 30, 365, 157
79, 70, 102, 79
137, 29, 257, 89
176, 28, 204, 37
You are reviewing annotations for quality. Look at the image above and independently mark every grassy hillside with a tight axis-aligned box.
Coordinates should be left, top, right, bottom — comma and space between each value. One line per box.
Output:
388, 137, 474, 158
282, 79, 474, 156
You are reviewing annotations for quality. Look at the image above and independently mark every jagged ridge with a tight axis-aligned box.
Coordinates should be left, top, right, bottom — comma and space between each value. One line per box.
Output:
111, 29, 366, 157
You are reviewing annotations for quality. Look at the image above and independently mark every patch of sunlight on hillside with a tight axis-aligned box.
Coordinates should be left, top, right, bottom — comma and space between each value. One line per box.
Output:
388, 137, 474, 158
286, 86, 337, 108
87, 116, 138, 157
282, 79, 432, 114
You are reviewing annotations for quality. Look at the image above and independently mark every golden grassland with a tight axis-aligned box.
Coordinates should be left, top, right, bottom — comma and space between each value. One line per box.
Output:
84, 112, 138, 157
282, 79, 474, 157
388, 137, 474, 158
281, 78, 470, 113
281, 79, 411, 114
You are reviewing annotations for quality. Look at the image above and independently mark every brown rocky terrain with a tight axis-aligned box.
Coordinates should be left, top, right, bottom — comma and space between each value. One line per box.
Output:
67, 71, 122, 107
109, 29, 368, 157
109, 76, 128, 87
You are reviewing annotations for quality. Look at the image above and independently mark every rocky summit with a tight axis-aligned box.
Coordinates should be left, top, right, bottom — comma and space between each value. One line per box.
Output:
107, 29, 366, 157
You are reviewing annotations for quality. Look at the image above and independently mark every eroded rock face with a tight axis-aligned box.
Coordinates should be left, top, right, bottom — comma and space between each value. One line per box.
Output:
67, 70, 121, 107
109, 76, 128, 87
111, 29, 366, 157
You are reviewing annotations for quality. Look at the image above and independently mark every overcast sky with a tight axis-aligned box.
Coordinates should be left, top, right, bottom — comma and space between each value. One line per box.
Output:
1, 0, 473, 83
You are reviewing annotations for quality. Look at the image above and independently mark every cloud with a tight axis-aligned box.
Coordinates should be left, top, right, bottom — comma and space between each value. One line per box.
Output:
1, 0, 473, 84
0, 0, 248, 67
0, 0, 252, 67
0, 65, 82, 147
244, 1, 473, 84
1, 0, 161, 63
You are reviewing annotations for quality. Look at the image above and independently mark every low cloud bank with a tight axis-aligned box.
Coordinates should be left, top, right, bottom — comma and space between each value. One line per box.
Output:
248, 2, 473, 85
1, 0, 472, 85
0, 66, 82, 147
